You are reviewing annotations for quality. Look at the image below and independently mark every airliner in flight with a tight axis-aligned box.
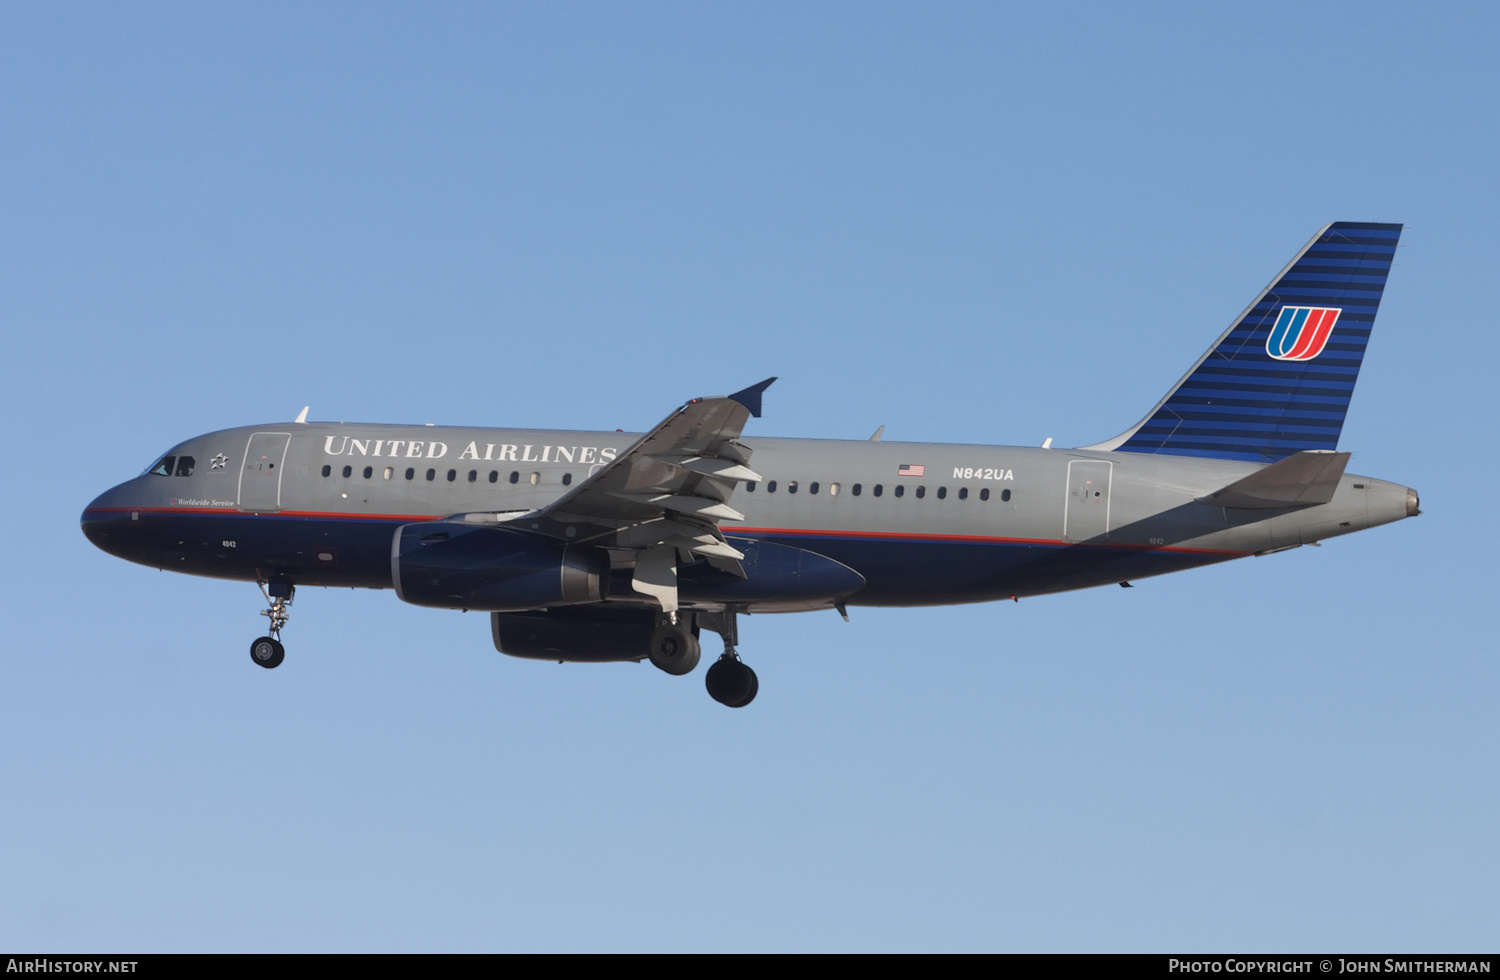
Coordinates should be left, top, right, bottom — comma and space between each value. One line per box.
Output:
83, 222, 1417, 707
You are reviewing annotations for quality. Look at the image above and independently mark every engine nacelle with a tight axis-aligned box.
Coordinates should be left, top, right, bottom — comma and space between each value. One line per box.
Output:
491, 606, 667, 662
678, 537, 866, 605
392, 521, 606, 611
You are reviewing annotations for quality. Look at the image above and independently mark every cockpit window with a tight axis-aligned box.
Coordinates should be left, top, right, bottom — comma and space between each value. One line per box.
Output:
149, 456, 176, 477
175, 456, 195, 477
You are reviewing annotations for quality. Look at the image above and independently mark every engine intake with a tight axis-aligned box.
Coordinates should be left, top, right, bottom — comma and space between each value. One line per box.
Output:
392, 521, 605, 611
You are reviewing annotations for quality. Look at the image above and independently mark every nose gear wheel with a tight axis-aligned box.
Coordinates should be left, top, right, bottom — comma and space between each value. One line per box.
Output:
250, 636, 285, 669
252, 581, 294, 669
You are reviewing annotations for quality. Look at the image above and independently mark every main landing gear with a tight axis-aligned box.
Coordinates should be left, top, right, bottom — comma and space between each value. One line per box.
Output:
705, 652, 757, 708
702, 608, 757, 708
646, 608, 759, 708
250, 581, 293, 670
647, 617, 701, 675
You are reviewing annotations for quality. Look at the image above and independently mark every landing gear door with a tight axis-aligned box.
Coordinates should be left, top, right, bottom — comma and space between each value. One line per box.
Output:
238, 432, 292, 513
1064, 459, 1112, 543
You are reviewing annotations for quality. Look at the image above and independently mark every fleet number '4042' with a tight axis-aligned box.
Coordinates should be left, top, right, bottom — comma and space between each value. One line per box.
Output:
953, 467, 1014, 481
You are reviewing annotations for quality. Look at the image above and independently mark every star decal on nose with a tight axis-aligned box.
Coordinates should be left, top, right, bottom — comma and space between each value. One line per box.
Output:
210, 453, 229, 470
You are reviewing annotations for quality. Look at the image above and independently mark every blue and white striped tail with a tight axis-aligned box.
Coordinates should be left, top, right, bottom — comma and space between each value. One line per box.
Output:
1087, 221, 1401, 462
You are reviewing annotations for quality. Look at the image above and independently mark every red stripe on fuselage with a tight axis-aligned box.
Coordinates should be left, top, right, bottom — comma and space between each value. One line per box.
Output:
84, 508, 1249, 557
84, 505, 441, 522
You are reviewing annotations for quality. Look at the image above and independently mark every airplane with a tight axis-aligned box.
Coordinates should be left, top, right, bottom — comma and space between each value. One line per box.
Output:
82, 221, 1418, 707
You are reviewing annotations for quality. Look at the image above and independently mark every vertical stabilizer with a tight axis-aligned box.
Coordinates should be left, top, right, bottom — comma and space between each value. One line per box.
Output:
1084, 222, 1401, 462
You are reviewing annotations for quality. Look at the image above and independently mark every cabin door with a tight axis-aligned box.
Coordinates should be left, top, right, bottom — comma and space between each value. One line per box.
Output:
238, 432, 292, 513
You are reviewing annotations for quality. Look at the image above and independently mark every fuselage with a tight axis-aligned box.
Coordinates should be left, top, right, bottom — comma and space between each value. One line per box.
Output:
81, 421, 1417, 609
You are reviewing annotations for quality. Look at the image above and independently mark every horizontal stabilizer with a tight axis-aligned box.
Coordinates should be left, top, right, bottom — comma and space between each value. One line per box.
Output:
1199, 451, 1350, 509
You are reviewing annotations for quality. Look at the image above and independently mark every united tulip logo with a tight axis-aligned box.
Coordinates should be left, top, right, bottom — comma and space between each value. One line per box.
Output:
1266, 306, 1341, 361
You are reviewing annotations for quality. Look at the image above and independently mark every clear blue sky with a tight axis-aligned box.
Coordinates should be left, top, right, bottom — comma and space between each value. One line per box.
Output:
2, 2, 1495, 951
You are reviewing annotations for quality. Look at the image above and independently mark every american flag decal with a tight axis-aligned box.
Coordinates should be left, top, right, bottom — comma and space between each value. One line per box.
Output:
897, 464, 925, 477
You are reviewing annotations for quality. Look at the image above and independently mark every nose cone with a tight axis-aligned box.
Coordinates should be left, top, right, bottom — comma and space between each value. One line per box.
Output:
1406, 487, 1421, 517
81, 482, 139, 556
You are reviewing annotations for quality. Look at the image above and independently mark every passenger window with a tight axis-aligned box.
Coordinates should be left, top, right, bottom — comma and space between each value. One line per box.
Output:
895, 485, 905, 498
958, 487, 968, 500
468, 470, 477, 482
426, 468, 436, 481
809, 482, 819, 495
383, 466, 393, 480
937, 487, 946, 500
447, 469, 457, 482
980, 488, 990, 501
1002, 489, 1012, 502
321, 464, 331, 478
746, 482, 756, 492
342, 465, 352, 478
767, 481, 777, 493
175, 456, 195, 476
852, 484, 862, 496
915, 486, 926, 499
509, 471, 520, 484
787, 481, 799, 494
405, 468, 415, 480
150, 456, 176, 477
363, 466, 373, 479
489, 471, 498, 483
873, 484, 883, 497
530, 472, 539, 485
562, 473, 573, 486
829, 483, 839, 496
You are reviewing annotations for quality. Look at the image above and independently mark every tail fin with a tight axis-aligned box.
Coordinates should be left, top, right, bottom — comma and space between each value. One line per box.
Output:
1084, 221, 1402, 462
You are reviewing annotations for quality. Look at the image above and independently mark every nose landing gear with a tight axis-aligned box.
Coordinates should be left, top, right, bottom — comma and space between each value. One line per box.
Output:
250, 581, 293, 670
250, 635, 284, 669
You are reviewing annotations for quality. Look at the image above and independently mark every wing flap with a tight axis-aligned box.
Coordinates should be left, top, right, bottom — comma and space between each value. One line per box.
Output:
671, 456, 763, 482
610, 492, 745, 522
494, 379, 775, 610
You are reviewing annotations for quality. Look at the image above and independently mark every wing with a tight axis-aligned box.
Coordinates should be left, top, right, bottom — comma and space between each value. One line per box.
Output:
484, 378, 775, 613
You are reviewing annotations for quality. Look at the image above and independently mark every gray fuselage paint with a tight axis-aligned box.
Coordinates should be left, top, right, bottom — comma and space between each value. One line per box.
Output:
83, 421, 1416, 609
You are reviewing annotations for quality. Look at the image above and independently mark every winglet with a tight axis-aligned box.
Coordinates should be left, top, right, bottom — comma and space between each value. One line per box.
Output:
727, 377, 777, 418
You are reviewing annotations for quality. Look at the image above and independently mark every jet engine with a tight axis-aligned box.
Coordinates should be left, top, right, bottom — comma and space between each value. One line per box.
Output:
392, 521, 606, 611
491, 605, 665, 662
